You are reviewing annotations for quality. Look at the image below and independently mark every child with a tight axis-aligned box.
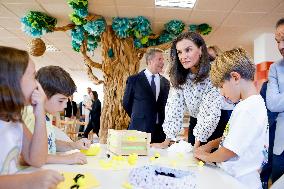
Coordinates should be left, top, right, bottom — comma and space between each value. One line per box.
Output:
194, 48, 268, 189
0, 46, 63, 188
23, 65, 90, 165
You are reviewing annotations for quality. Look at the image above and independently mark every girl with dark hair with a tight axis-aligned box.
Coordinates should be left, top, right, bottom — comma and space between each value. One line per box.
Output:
152, 32, 228, 149
0, 46, 63, 188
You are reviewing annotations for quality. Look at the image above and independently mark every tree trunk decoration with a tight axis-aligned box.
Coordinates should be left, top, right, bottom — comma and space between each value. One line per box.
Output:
98, 26, 140, 143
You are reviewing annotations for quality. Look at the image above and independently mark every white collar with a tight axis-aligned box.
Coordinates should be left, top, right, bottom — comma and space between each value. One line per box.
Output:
145, 68, 159, 78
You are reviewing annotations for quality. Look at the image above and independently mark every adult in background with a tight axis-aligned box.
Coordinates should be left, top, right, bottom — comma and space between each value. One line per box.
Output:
266, 17, 284, 183
83, 91, 101, 138
123, 48, 170, 143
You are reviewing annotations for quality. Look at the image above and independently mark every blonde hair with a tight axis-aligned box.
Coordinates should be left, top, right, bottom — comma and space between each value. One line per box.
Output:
210, 47, 255, 87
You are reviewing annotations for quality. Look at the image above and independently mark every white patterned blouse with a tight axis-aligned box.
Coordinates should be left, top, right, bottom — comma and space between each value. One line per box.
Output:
162, 73, 223, 142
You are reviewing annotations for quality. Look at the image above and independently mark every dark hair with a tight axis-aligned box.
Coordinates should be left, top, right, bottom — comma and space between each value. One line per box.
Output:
91, 91, 98, 100
36, 66, 76, 98
276, 18, 284, 28
170, 32, 210, 88
0, 46, 29, 122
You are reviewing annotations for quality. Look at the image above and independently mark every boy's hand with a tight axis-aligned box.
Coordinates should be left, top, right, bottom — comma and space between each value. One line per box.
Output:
194, 150, 209, 162
65, 152, 87, 165
31, 81, 46, 115
31, 169, 64, 189
73, 138, 91, 150
195, 144, 212, 154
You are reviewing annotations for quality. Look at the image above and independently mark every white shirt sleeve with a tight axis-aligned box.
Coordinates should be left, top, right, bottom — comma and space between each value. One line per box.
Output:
162, 87, 186, 139
193, 87, 222, 142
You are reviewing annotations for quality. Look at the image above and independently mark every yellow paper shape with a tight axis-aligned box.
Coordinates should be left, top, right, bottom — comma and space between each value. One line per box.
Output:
80, 145, 100, 156
198, 161, 205, 167
57, 172, 100, 189
122, 182, 133, 189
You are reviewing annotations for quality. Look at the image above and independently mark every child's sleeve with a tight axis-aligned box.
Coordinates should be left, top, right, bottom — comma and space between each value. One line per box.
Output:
162, 87, 186, 139
193, 88, 222, 142
222, 110, 261, 156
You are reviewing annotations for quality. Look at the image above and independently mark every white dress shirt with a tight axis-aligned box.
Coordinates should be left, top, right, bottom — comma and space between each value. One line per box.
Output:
144, 69, 160, 101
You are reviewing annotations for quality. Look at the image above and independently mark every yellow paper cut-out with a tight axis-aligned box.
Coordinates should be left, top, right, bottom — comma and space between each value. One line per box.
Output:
80, 144, 100, 156
122, 182, 133, 189
57, 172, 99, 189
198, 161, 205, 167
128, 153, 138, 165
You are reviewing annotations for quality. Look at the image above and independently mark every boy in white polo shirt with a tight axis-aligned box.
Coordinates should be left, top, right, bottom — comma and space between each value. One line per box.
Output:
194, 48, 268, 189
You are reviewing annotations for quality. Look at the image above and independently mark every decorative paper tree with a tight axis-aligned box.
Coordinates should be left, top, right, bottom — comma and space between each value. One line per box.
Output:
21, 0, 212, 143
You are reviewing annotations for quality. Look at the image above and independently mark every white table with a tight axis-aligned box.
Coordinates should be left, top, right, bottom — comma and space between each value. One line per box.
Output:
22, 145, 248, 189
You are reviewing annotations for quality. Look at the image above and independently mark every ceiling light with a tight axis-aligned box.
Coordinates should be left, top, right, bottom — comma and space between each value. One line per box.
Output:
155, 0, 197, 8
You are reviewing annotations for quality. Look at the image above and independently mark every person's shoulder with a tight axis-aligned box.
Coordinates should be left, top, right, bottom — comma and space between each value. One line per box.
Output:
127, 71, 144, 82
160, 75, 170, 84
271, 59, 284, 68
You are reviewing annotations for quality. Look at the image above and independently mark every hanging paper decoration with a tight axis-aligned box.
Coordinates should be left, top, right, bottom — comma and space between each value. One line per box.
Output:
107, 48, 114, 58
67, 0, 88, 18
158, 31, 176, 44
20, 11, 57, 37
112, 17, 133, 38
84, 18, 106, 37
188, 23, 212, 35
132, 16, 152, 38
165, 20, 185, 36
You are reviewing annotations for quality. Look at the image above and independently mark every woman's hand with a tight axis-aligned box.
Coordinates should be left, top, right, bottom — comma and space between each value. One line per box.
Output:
151, 139, 170, 149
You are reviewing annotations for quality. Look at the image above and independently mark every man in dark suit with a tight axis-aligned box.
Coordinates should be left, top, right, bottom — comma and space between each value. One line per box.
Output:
123, 48, 170, 143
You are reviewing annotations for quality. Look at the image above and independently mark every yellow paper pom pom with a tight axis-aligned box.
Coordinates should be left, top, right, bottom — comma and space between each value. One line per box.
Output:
122, 182, 133, 189
198, 161, 205, 167
154, 153, 161, 159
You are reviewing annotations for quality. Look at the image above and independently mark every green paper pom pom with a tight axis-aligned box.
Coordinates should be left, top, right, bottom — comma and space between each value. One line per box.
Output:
108, 48, 114, 58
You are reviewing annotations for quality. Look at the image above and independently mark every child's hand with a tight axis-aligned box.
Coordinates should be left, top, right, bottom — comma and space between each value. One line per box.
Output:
194, 150, 209, 162
73, 138, 91, 150
31, 81, 46, 115
195, 144, 212, 153
31, 169, 64, 189
65, 152, 87, 165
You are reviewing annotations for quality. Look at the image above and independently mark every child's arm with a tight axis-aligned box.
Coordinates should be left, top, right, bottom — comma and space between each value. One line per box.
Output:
195, 137, 221, 153
194, 146, 236, 163
21, 82, 48, 167
46, 152, 87, 165
55, 138, 91, 152
0, 170, 64, 189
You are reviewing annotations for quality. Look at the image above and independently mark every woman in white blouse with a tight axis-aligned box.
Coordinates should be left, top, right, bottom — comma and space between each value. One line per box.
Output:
152, 32, 228, 149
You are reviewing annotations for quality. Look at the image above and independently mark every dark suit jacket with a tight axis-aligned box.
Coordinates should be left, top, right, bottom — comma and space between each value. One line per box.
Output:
123, 70, 170, 134
65, 100, 78, 118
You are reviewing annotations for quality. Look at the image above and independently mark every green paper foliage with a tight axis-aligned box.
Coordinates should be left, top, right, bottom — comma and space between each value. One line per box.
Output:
83, 18, 106, 37
107, 48, 114, 58
67, 0, 88, 18
158, 31, 176, 44
69, 13, 87, 25
112, 17, 133, 38
188, 23, 212, 35
20, 11, 57, 37
165, 20, 185, 36
132, 16, 152, 38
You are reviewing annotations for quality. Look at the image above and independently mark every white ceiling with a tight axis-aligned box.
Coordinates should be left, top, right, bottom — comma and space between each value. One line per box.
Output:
0, 0, 283, 85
